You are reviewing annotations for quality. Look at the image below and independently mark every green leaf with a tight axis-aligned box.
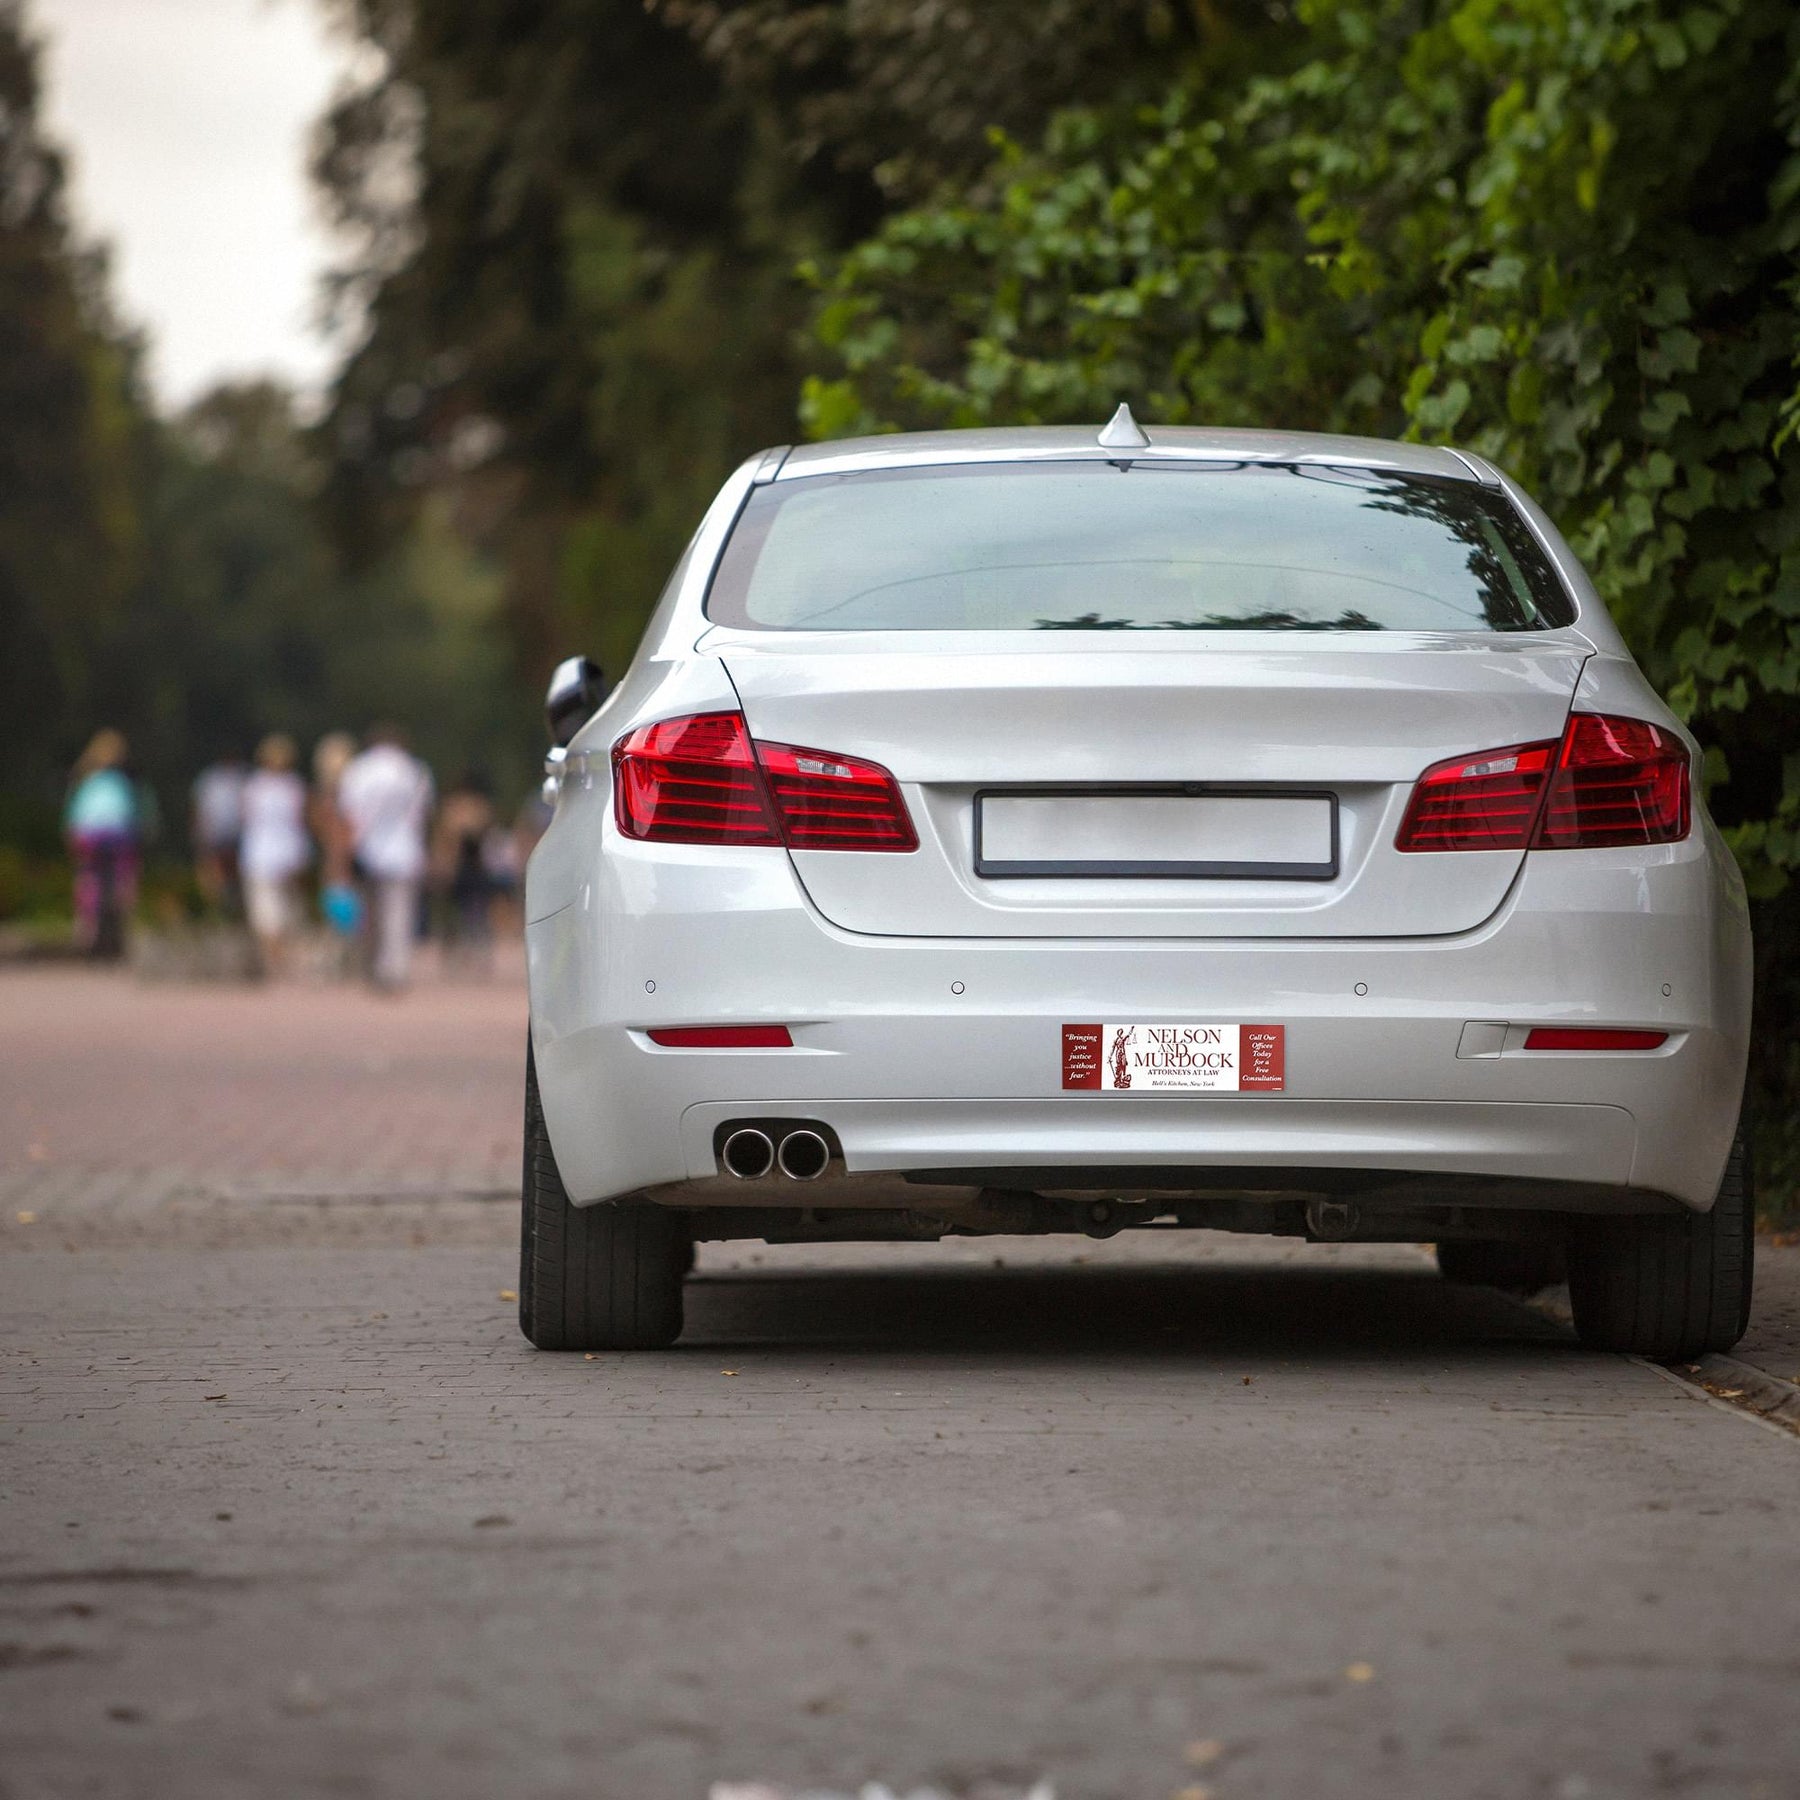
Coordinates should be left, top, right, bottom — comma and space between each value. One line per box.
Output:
1639, 390, 1694, 436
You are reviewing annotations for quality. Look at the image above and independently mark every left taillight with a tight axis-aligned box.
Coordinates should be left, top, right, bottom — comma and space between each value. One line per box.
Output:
612, 712, 781, 845
1396, 713, 1690, 853
613, 711, 916, 851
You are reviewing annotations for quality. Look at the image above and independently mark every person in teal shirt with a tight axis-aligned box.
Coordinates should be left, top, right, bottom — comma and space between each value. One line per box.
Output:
64, 729, 143, 957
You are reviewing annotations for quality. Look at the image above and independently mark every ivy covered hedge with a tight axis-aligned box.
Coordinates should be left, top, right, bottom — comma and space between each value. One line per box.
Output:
804, 0, 1800, 1209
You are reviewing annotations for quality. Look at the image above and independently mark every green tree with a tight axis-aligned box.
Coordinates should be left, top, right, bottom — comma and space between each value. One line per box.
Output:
313, 0, 874, 684
129, 381, 534, 820
650, 0, 1248, 197
0, 2, 541, 915
805, 0, 1800, 1199
0, 0, 140, 826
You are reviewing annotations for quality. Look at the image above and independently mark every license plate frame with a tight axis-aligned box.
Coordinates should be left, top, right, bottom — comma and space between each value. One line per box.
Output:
975, 787, 1338, 880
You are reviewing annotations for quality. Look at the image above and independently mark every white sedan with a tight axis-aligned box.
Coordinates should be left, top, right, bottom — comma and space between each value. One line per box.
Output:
521, 415, 1753, 1358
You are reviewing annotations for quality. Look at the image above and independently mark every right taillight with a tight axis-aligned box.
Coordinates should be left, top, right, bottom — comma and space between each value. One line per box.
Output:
1396, 713, 1690, 853
613, 711, 916, 851
1534, 713, 1690, 848
1394, 739, 1558, 852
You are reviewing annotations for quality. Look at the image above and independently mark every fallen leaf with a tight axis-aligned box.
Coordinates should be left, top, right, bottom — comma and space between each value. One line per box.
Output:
721, 1369, 740, 1377
472, 1514, 511, 1529
498, 1289, 517, 1301
1184, 1738, 1223, 1767
1241, 1375, 1254, 1386
203, 1394, 227, 1402
1345, 1661, 1376, 1683
15, 1210, 36, 1224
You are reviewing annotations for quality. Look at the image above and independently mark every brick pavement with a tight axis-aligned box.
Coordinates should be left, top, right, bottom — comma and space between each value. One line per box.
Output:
0, 959, 525, 1219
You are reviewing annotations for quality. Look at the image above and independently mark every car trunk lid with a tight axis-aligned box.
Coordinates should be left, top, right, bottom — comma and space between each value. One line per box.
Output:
717, 632, 1588, 939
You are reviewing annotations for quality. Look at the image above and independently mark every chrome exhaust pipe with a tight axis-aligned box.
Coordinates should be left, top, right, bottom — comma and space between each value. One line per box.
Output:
721, 1127, 775, 1180
776, 1128, 830, 1182
1305, 1197, 1360, 1241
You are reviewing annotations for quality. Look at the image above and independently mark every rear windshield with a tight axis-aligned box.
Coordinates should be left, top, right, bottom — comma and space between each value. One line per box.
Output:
706, 461, 1574, 632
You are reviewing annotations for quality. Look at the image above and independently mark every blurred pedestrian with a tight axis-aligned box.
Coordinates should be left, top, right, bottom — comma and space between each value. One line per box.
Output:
240, 733, 311, 977
310, 732, 362, 951
512, 788, 552, 864
190, 751, 247, 916
339, 724, 434, 991
482, 814, 526, 937
63, 729, 143, 959
432, 769, 496, 969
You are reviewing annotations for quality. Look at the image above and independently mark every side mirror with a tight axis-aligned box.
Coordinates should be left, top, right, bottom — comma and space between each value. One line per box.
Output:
545, 655, 606, 748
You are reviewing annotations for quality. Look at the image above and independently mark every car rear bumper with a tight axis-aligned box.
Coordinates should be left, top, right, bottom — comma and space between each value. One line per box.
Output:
526, 829, 1751, 1214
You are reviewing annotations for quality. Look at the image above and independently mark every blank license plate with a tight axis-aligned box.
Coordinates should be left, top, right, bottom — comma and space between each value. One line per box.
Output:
977, 792, 1336, 879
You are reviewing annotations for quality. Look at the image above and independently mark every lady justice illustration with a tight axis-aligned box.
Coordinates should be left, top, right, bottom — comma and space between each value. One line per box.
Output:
1109, 1025, 1136, 1089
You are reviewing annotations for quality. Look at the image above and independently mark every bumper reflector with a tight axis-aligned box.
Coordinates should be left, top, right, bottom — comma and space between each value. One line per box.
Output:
1522, 1028, 1668, 1051
647, 1026, 794, 1048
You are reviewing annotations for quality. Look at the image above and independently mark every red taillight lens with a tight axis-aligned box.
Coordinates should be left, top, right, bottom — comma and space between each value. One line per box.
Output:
754, 740, 919, 852
647, 1025, 793, 1048
1535, 714, 1690, 848
1396, 714, 1690, 853
1394, 740, 1557, 852
613, 712, 916, 851
1522, 1028, 1668, 1051
613, 712, 780, 844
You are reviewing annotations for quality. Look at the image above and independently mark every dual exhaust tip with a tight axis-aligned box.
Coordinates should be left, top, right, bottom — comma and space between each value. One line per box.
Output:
721, 1126, 831, 1183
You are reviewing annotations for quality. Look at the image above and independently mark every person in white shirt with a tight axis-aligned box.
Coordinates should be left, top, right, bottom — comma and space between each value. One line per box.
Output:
239, 734, 312, 976
190, 753, 248, 915
338, 725, 435, 990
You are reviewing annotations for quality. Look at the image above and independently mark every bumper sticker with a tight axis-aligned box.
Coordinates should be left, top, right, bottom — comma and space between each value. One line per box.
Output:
1062, 1023, 1285, 1092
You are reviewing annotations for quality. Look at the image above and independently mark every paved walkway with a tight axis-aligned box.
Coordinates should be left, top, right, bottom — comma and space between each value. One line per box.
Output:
6, 1229, 1800, 1800
1, 960, 524, 1218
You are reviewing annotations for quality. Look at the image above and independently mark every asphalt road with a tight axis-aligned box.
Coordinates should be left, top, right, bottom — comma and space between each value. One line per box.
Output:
3, 967, 1797, 1800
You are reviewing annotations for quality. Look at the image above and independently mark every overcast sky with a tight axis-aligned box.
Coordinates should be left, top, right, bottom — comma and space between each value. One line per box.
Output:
36, 0, 359, 409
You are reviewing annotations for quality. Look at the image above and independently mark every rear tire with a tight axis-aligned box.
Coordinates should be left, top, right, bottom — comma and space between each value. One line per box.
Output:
1435, 1237, 1566, 1295
1567, 1125, 1754, 1361
518, 1042, 685, 1350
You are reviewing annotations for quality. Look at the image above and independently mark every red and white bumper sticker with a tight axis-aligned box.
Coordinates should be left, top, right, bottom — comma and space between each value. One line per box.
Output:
1062, 1023, 1285, 1092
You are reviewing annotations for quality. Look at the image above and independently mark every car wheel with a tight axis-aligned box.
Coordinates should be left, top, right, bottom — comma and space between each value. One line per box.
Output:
518, 1041, 686, 1350
1435, 1238, 1566, 1295
1567, 1125, 1754, 1361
